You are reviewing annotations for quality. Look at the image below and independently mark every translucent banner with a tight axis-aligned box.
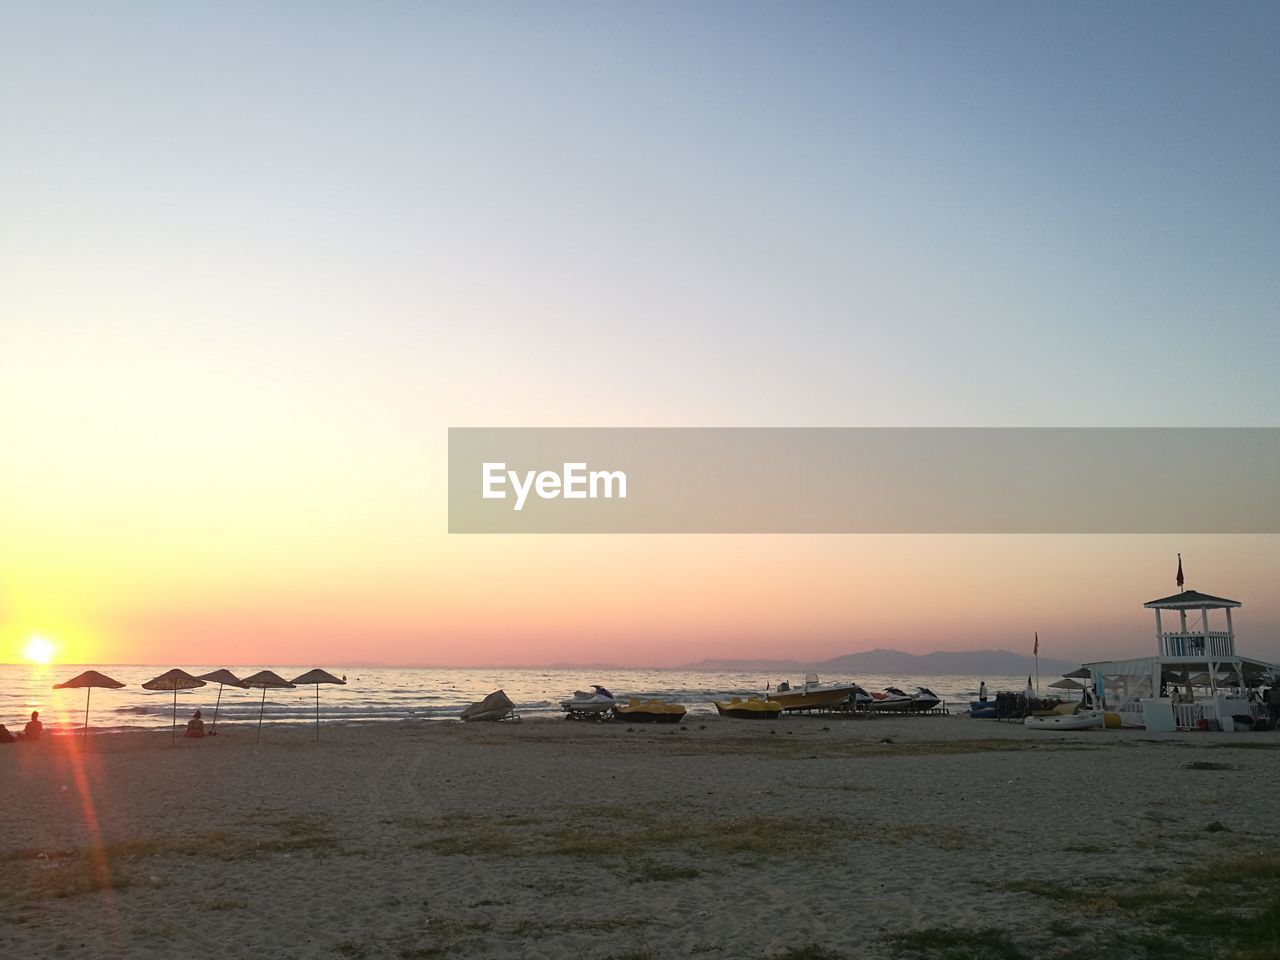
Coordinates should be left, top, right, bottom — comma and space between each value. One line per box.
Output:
448, 428, 1280, 533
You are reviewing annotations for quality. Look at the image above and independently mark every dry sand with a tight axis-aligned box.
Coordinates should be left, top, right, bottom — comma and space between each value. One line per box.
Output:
2, 714, 1278, 960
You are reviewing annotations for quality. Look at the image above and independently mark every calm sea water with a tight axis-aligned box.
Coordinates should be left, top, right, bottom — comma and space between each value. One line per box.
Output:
0, 664, 1038, 734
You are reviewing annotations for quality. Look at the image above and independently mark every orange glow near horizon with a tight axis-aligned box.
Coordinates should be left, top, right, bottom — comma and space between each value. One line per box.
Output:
3, 535, 1276, 668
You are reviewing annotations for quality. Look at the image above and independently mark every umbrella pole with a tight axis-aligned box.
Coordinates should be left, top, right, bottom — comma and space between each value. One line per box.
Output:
212, 684, 224, 733
172, 688, 178, 745
84, 688, 91, 746
315, 684, 319, 742
257, 687, 267, 744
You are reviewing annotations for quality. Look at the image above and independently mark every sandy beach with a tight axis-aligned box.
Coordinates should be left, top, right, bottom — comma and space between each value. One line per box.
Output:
3, 715, 1278, 960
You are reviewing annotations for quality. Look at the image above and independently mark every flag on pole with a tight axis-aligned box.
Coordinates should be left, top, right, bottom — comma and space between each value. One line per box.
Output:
1033, 632, 1039, 656
1176, 554, 1184, 590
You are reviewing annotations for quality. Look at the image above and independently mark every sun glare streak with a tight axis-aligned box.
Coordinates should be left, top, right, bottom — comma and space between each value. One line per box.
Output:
51, 696, 127, 949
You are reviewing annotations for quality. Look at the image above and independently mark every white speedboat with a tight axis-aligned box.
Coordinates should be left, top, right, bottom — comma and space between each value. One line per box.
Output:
1024, 709, 1104, 731
771, 674, 860, 712
560, 685, 616, 719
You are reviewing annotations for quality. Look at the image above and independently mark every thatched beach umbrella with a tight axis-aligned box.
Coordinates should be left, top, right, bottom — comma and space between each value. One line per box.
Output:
242, 670, 296, 744
53, 670, 126, 744
290, 669, 347, 741
1063, 667, 1093, 679
197, 668, 249, 735
1048, 677, 1085, 700
142, 669, 207, 744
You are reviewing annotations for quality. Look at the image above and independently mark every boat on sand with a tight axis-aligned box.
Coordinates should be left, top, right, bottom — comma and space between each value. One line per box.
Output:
1024, 709, 1104, 730
561, 685, 616, 720
771, 674, 860, 712
460, 689, 517, 722
868, 688, 913, 712
714, 696, 782, 719
910, 687, 942, 712
614, 699, 687, 723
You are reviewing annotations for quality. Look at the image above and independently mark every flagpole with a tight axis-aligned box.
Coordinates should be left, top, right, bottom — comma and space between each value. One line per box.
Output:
1034, 631, 1040, 696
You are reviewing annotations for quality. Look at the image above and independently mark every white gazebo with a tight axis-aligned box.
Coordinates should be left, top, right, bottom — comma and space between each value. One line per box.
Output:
1084, 588, 1278, 731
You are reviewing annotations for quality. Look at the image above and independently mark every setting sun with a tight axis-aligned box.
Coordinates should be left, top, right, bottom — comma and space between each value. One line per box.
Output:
24, 634, 55, 665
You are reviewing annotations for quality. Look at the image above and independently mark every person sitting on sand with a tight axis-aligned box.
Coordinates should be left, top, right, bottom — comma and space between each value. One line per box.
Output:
0, 724, 14, 743
23, 711, 42, 741
185, 710, 205, 738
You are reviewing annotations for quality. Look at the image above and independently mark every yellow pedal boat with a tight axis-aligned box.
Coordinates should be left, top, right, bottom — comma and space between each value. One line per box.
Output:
613, 698, 687, 724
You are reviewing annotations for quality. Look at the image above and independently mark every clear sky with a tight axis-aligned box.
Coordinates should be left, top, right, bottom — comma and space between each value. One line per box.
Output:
2, 2, 1278, 666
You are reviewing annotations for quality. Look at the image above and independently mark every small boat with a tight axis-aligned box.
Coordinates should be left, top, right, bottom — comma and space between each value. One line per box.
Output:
560, 685, 616, 719
968, 704, 997, 719
911, 687, 942, 712
771, 674, 860, 712
460, 689, 517, 722
713, 696, 783, 719
868, 688, 914, 712
613, 698, 687, 724
1024, 709, 1105, 731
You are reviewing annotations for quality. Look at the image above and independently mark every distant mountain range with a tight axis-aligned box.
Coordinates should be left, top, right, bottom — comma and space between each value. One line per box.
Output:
679, 647, 1079, 677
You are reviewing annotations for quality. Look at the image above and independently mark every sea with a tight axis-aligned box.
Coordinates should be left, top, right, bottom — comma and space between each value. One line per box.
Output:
0, 665, 1037, 734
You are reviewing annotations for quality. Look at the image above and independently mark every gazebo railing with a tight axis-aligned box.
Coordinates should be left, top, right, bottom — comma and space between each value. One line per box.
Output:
1158, 632, 1234, 657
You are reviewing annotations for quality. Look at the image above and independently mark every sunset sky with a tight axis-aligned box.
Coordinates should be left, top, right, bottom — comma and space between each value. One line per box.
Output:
3, 3, 1278, 667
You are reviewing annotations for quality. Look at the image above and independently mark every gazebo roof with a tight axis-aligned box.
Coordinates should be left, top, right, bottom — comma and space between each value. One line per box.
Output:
1144, 589, 1241, 610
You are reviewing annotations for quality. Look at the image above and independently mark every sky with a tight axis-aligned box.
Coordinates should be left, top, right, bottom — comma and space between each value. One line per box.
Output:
2, 2, 1278, 667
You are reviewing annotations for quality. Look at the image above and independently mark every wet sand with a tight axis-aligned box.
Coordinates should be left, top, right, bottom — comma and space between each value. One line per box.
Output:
3, 715, 1278, 959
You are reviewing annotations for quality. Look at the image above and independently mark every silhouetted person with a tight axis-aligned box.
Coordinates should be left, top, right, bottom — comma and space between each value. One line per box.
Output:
0, 724, 14, 743
979, 681, 988, 702
23, 711, 42, 741
185, 710, 205, 739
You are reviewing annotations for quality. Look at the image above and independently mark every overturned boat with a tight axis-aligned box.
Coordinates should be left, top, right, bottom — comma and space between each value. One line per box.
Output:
714, 696, 783, 719
614, 698, 687, 723
460, 689, 518, 722
968, 699, 998, 719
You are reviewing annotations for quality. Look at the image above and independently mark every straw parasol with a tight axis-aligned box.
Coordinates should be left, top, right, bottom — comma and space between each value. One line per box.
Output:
142, 669, 207, 744
53, 670, 126, 744
197, 669, 249, 735
1063, 667, 1093, 679
1048, 677, 1085, 700
242, 670, 296, 743
290, 669, 347, 741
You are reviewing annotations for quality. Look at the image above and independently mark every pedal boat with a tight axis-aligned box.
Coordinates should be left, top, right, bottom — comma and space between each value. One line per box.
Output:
713, 696, 783, 719
613, 698, 687, 723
